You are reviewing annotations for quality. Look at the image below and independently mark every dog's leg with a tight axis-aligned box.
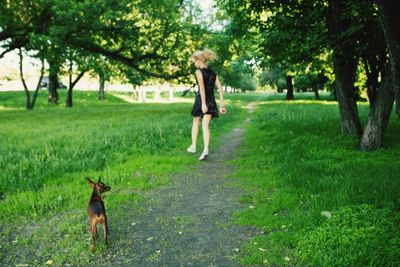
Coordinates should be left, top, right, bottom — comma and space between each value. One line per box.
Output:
103, 222, 108, 246
90, 223, 97, 252
105, 214, 109, 235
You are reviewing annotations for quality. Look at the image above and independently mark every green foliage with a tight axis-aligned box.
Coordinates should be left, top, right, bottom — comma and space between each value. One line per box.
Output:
0, 90, 123, 109
226, 69, 257, 92
216, 0, 387, 99
1, 0, 205, 87
230, 99, 400, 266
237, 73, 257, 92
296, 204, 400, 267
216, 0, 329, 67
201, 6, 261, 92
294, 74, 311, 92
259, 67, 286, 91
218, 60, 257, 92
294, 73, 328, 93
53, 0, 200, 80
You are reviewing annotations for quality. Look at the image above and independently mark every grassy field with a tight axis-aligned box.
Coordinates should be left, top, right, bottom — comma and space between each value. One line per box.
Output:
0, 90, 249, 265
231, 99, 400, 266
1, 89, 399, 266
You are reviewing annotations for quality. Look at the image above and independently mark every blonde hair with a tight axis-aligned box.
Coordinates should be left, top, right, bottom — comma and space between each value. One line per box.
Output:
192, 49, 218, 64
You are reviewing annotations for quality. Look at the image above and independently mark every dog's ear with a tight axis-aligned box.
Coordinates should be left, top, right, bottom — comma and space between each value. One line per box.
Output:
98, 176, 102, 183
86, 177, 95, 188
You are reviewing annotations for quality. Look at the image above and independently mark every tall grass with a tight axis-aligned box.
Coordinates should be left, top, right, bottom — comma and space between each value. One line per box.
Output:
0, 90, 254, 265
0, 90, 247, 222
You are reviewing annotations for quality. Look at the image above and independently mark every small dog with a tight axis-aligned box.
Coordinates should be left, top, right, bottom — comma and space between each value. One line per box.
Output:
86, 177, 111, 252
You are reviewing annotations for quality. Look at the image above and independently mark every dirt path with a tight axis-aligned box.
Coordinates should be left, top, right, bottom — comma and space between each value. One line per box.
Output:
92, 103, 258, 266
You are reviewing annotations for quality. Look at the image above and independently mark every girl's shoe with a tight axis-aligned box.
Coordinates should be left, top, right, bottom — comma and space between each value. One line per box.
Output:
199, 151, 208, 161
187, 145, 196, 153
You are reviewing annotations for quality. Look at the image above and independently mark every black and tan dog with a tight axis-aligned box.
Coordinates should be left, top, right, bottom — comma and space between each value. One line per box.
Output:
86, 177, 111, 252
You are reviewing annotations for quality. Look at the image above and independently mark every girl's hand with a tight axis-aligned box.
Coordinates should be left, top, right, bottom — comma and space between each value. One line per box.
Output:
220, 105, 226, 114
220, 99, 225, 107
201, 104, 208, 113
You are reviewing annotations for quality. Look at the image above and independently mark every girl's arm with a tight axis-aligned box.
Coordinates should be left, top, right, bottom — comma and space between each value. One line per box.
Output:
195, 70, 208, 113
215, 75, 225, 107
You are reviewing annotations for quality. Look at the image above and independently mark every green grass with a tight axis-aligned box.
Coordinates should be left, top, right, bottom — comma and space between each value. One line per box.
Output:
0, 89, 248, 265
0, 90, 125, 109
3, 89, 398, 266
0, 90, 250, 219
224, 91, 335, 102
231, 100, 400, 266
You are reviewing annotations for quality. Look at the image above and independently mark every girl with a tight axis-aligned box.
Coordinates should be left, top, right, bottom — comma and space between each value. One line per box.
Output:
187, 49, 225, 161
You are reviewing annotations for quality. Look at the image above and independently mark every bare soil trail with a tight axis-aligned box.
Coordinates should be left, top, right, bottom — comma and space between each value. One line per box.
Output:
91, 103, 259, 266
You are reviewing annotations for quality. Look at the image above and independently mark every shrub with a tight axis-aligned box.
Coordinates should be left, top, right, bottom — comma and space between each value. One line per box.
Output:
296, 204, 400, 267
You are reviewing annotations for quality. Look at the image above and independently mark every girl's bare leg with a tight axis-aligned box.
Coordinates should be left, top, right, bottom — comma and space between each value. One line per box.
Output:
202, 114, 212, 153
191, 116, 201, 149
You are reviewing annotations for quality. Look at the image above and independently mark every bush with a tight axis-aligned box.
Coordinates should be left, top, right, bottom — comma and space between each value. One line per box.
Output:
296, 204, 400, 267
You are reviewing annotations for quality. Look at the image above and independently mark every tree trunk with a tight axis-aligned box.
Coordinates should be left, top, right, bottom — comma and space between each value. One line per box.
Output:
131, 84, 138, 99
314, 90, 320, 100
285, 75, 294, 100
312, 80, 320, 100
377, 0, 400, 119
362, 56, 379, 108
31, 59, 45, 110
66, 88, 73, 107
66, 69, 86, 108
98, 73, 105, 100
138, 86, 146, 103
66, 59, 73, 108
47, 61, 59, 104
327, 0, 363, 136
66, 84, 73, 108
333, 53, 363, 136
332, 81, 338, 101
18, 48, 32, 110
168, 85, 174, 102
18, 49, 44, 110
360, 68, 394, 151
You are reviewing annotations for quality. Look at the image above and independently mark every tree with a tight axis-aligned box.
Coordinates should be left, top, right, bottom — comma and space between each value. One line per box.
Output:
377, 0, 400, 119
219, 61, 256, 92
294, 72, 329, 100
217, 0, 398, 150
58, 0, 197, 82
88, 56, 114, 101
0, 0, 52, 58
44, 43, 65, 104
1, 0, 204, 108
354, 3, 387, 108
117, 64, 147, 101
360, 67, 394, 150
65, 48, 89, 107
17, 48, 45, 110
326, 0, 363, 136
1, 0, 57, 106
359, 0, 400, 150
259, 67, 286, 92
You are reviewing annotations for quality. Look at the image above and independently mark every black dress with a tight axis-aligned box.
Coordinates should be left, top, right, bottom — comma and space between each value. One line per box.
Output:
191, 67, 219, 118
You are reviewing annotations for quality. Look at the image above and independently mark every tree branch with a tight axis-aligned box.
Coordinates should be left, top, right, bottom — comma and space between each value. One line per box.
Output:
65, 34, 185, 80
